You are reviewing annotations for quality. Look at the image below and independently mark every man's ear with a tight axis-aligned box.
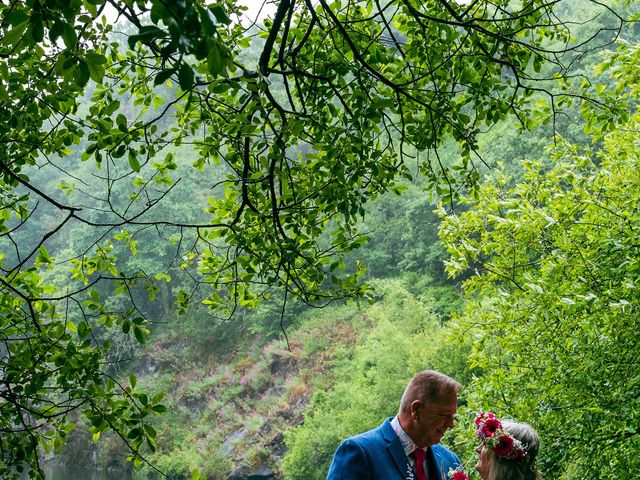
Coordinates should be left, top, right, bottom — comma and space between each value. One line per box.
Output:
410, 400, 422, 420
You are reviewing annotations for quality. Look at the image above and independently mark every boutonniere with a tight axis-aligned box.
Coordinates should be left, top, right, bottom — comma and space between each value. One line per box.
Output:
447, 466, 469, 480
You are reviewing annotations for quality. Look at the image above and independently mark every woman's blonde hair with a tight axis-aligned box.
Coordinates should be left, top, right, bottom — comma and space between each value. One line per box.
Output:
486, 421, 541, 480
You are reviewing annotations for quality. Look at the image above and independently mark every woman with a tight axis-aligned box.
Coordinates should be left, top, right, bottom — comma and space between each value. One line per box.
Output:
473, 412, 541, 480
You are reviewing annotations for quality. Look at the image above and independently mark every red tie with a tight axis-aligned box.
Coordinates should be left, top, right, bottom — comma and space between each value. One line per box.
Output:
412, 448, 428, 480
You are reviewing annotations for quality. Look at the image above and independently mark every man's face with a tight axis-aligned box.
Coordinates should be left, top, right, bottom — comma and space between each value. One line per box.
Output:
413, 390, 458, 447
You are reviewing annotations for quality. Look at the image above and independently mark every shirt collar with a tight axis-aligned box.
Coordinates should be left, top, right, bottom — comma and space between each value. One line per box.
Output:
391, 415, 422, 456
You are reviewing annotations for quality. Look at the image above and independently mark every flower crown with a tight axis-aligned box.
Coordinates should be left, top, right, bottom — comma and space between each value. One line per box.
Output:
475, 412, 528, 462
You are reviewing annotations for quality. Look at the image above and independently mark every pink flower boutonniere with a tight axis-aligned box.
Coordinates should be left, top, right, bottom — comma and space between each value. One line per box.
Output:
447, 466, 469, 480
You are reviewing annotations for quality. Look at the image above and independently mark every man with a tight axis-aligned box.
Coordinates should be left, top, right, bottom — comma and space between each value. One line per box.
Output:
327, 370, 462, 480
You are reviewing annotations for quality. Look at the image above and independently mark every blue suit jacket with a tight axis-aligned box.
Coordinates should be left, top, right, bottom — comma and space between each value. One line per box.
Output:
327, 418, 461, 480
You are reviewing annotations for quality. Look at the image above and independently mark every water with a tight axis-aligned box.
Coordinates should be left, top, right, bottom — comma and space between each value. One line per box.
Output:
40, 465, 133, 480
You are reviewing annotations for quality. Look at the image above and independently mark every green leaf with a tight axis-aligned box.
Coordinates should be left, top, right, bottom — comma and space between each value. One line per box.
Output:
144, 424, 156, 438
62, 23, 78, 50
84, 0, 98, 16
146, 437, 157, 453
116, 113, 127, 130
77, 322, 89, 339
30, 14, 45, 42
1, 21, 29, 47
49, 21, 64, 43
86, 53, 106, 84
178, 62, 195, 91
206, 41, 226, 76
86, 52, 107, 65
127, 25, 166, 49
104, 99, 121, 115
210, 5, 231, 25
154, 68, 176, 86
151, 404, 167, 413
128, 151, 140, 172
76, 59, 90, 87
133, 325, 145, 344
112, 144, 126, 158
5, 9, 30, 26
37, 245, 50, 264
198, 5, 217, 35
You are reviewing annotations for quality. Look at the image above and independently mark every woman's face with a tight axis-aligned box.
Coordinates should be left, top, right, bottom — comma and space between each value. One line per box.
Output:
474, 445, 491, 480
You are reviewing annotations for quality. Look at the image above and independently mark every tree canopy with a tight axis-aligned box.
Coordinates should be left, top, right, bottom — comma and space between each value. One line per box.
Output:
0, 0, 631, 477
440, 39, 640, 480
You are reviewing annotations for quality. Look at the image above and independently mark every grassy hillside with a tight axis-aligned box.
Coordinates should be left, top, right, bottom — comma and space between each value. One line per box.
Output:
53, 277, 465, 479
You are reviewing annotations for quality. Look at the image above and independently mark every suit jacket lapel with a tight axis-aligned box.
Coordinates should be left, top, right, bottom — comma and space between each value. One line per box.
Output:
431, 447, 446, 480
380, 419, 411, 477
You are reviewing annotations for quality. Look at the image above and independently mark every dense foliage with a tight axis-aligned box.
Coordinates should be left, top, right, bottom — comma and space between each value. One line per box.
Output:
440, 41, 640, 480
0, 0, 634, 478
281, 279, 470, 480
